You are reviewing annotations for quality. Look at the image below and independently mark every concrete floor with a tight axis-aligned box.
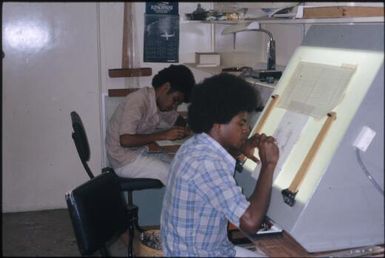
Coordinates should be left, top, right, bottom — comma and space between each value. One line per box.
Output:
2, 208, 127, 257
5, 208, 381, 257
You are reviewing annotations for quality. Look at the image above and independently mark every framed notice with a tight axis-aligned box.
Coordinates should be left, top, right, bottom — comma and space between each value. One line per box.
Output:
144, 2, 179, 63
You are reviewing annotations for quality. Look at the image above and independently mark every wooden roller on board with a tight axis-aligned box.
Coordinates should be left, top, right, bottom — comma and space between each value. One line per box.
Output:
282, 112, 337, 207
254, 94, 279, 134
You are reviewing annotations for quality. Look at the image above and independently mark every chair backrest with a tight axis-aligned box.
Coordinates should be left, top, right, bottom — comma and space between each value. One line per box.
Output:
65, 171, 129, 256
71, 111, 94, 179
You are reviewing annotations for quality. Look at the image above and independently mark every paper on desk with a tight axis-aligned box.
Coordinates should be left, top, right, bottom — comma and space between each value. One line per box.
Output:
156, 139, 184, 146
256, 223, 283, 235
156, 135, 191, 147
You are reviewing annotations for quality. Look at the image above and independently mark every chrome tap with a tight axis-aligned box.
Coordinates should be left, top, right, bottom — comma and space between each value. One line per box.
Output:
222, 23, 277, 71
236, 28, 276, 71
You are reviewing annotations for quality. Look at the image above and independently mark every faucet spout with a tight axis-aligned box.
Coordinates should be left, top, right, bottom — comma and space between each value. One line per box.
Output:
267, 38, 276, 70
223, 25, 277, 71
246, 28, 276, 70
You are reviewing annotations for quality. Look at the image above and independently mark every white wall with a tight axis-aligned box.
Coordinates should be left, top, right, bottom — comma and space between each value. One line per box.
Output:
99, 2, 214, 93
2, 2, 102, 212
2, 2, 304, 212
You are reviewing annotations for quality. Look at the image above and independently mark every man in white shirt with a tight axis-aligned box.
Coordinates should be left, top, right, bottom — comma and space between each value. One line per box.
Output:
106, 64, 195, 185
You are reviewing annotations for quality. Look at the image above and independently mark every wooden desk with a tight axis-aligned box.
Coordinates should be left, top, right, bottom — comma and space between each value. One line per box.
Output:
240, 230, 384, 257
147, 142, 180, 155
138, 225, 384, 257
249, 231, 311, 257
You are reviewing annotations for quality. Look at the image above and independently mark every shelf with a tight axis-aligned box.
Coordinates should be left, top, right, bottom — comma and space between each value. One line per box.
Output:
185, 62, 285, 75
184, 63, 223, 74
182, 16, 384, 26
253, 16, 384, 24
184, 63, 270, 75
184, 63, 279, 89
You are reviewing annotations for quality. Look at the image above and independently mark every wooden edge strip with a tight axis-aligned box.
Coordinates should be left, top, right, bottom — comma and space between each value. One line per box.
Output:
108, 68, 152, 78
254, 94, 279, 134
288, 112, 337, 193
108, 88, 139, 97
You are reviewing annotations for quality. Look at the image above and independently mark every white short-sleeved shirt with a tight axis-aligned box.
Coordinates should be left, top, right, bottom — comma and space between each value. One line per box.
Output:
106, 87, 178, 169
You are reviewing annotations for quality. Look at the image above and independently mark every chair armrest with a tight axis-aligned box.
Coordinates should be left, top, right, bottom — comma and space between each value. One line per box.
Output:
102, 167, 115, 174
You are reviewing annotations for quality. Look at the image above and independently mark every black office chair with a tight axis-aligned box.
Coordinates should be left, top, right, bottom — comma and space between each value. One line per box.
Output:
70, 111, 163, 256
66, 171, 129, 256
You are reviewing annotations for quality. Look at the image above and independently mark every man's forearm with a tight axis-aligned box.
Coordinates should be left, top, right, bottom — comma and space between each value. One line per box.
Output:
120, 132, 165, 147
240, 163, 276, 234
249, 163, 275, 211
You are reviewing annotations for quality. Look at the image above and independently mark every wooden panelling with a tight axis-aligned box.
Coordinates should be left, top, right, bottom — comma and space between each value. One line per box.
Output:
108, 88, 139, 97
108, 68, 152, 78
303, 6, 384, 19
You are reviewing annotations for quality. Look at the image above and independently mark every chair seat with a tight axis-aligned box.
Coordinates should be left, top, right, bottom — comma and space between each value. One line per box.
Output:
102, 167, 164, 191
66, 172, 129, 256
118, 177, 163, 192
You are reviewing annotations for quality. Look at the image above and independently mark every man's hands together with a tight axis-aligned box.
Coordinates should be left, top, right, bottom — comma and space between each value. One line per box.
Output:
240, 133, 279, 166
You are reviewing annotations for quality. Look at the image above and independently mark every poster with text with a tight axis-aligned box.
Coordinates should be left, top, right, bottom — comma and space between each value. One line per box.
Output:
144, 2, 179, 63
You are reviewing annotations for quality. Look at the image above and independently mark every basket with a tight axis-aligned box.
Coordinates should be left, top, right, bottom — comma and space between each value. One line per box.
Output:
135, 229, 163, 257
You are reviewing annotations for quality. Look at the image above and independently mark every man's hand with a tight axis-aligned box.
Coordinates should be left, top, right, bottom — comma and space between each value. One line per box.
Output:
257, 133, 279, 166
240, 133, 279, 165
162, 126, 189, 141
240, 134, 261, 164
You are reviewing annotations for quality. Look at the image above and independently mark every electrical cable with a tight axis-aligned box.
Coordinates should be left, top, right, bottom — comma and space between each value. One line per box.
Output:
355, 148, 384, 196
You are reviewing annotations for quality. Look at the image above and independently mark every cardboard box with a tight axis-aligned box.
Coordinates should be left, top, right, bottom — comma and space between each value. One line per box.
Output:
195, 52, 220, 67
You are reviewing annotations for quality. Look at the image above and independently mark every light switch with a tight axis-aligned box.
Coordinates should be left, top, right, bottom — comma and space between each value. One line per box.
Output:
353, 126, 376, 152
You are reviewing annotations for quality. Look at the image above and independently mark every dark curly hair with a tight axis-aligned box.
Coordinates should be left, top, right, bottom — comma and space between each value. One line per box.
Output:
152, 64, 195, 103
188, 73, 261, 133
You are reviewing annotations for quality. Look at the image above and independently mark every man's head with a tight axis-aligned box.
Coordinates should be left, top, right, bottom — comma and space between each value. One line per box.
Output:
188, 73, 261, 150
152, 65, 195, 112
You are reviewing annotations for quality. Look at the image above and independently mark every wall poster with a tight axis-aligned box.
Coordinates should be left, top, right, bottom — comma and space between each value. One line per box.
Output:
144, 2, 179, 63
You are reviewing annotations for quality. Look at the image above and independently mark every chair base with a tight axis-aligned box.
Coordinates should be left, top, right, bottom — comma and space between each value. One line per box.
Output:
127, 204, 145, 257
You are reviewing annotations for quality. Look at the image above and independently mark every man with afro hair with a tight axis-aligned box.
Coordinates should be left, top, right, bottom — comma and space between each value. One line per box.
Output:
161, 73, 279, 257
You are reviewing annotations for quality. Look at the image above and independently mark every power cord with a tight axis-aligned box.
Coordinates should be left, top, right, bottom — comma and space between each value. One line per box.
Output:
355, 148, 384, 196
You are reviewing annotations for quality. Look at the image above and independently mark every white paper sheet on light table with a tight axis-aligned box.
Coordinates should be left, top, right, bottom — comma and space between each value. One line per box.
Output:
272, 110, 309, 181
278, 61, 356, 119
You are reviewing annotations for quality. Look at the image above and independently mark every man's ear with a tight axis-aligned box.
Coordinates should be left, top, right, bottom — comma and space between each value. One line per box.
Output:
210, 123, 227, 147
160, 82, 171, 94
211, 123, 222, 137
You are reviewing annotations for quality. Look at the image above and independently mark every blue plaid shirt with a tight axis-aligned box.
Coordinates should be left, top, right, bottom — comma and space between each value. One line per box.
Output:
160, 133, 250, 257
